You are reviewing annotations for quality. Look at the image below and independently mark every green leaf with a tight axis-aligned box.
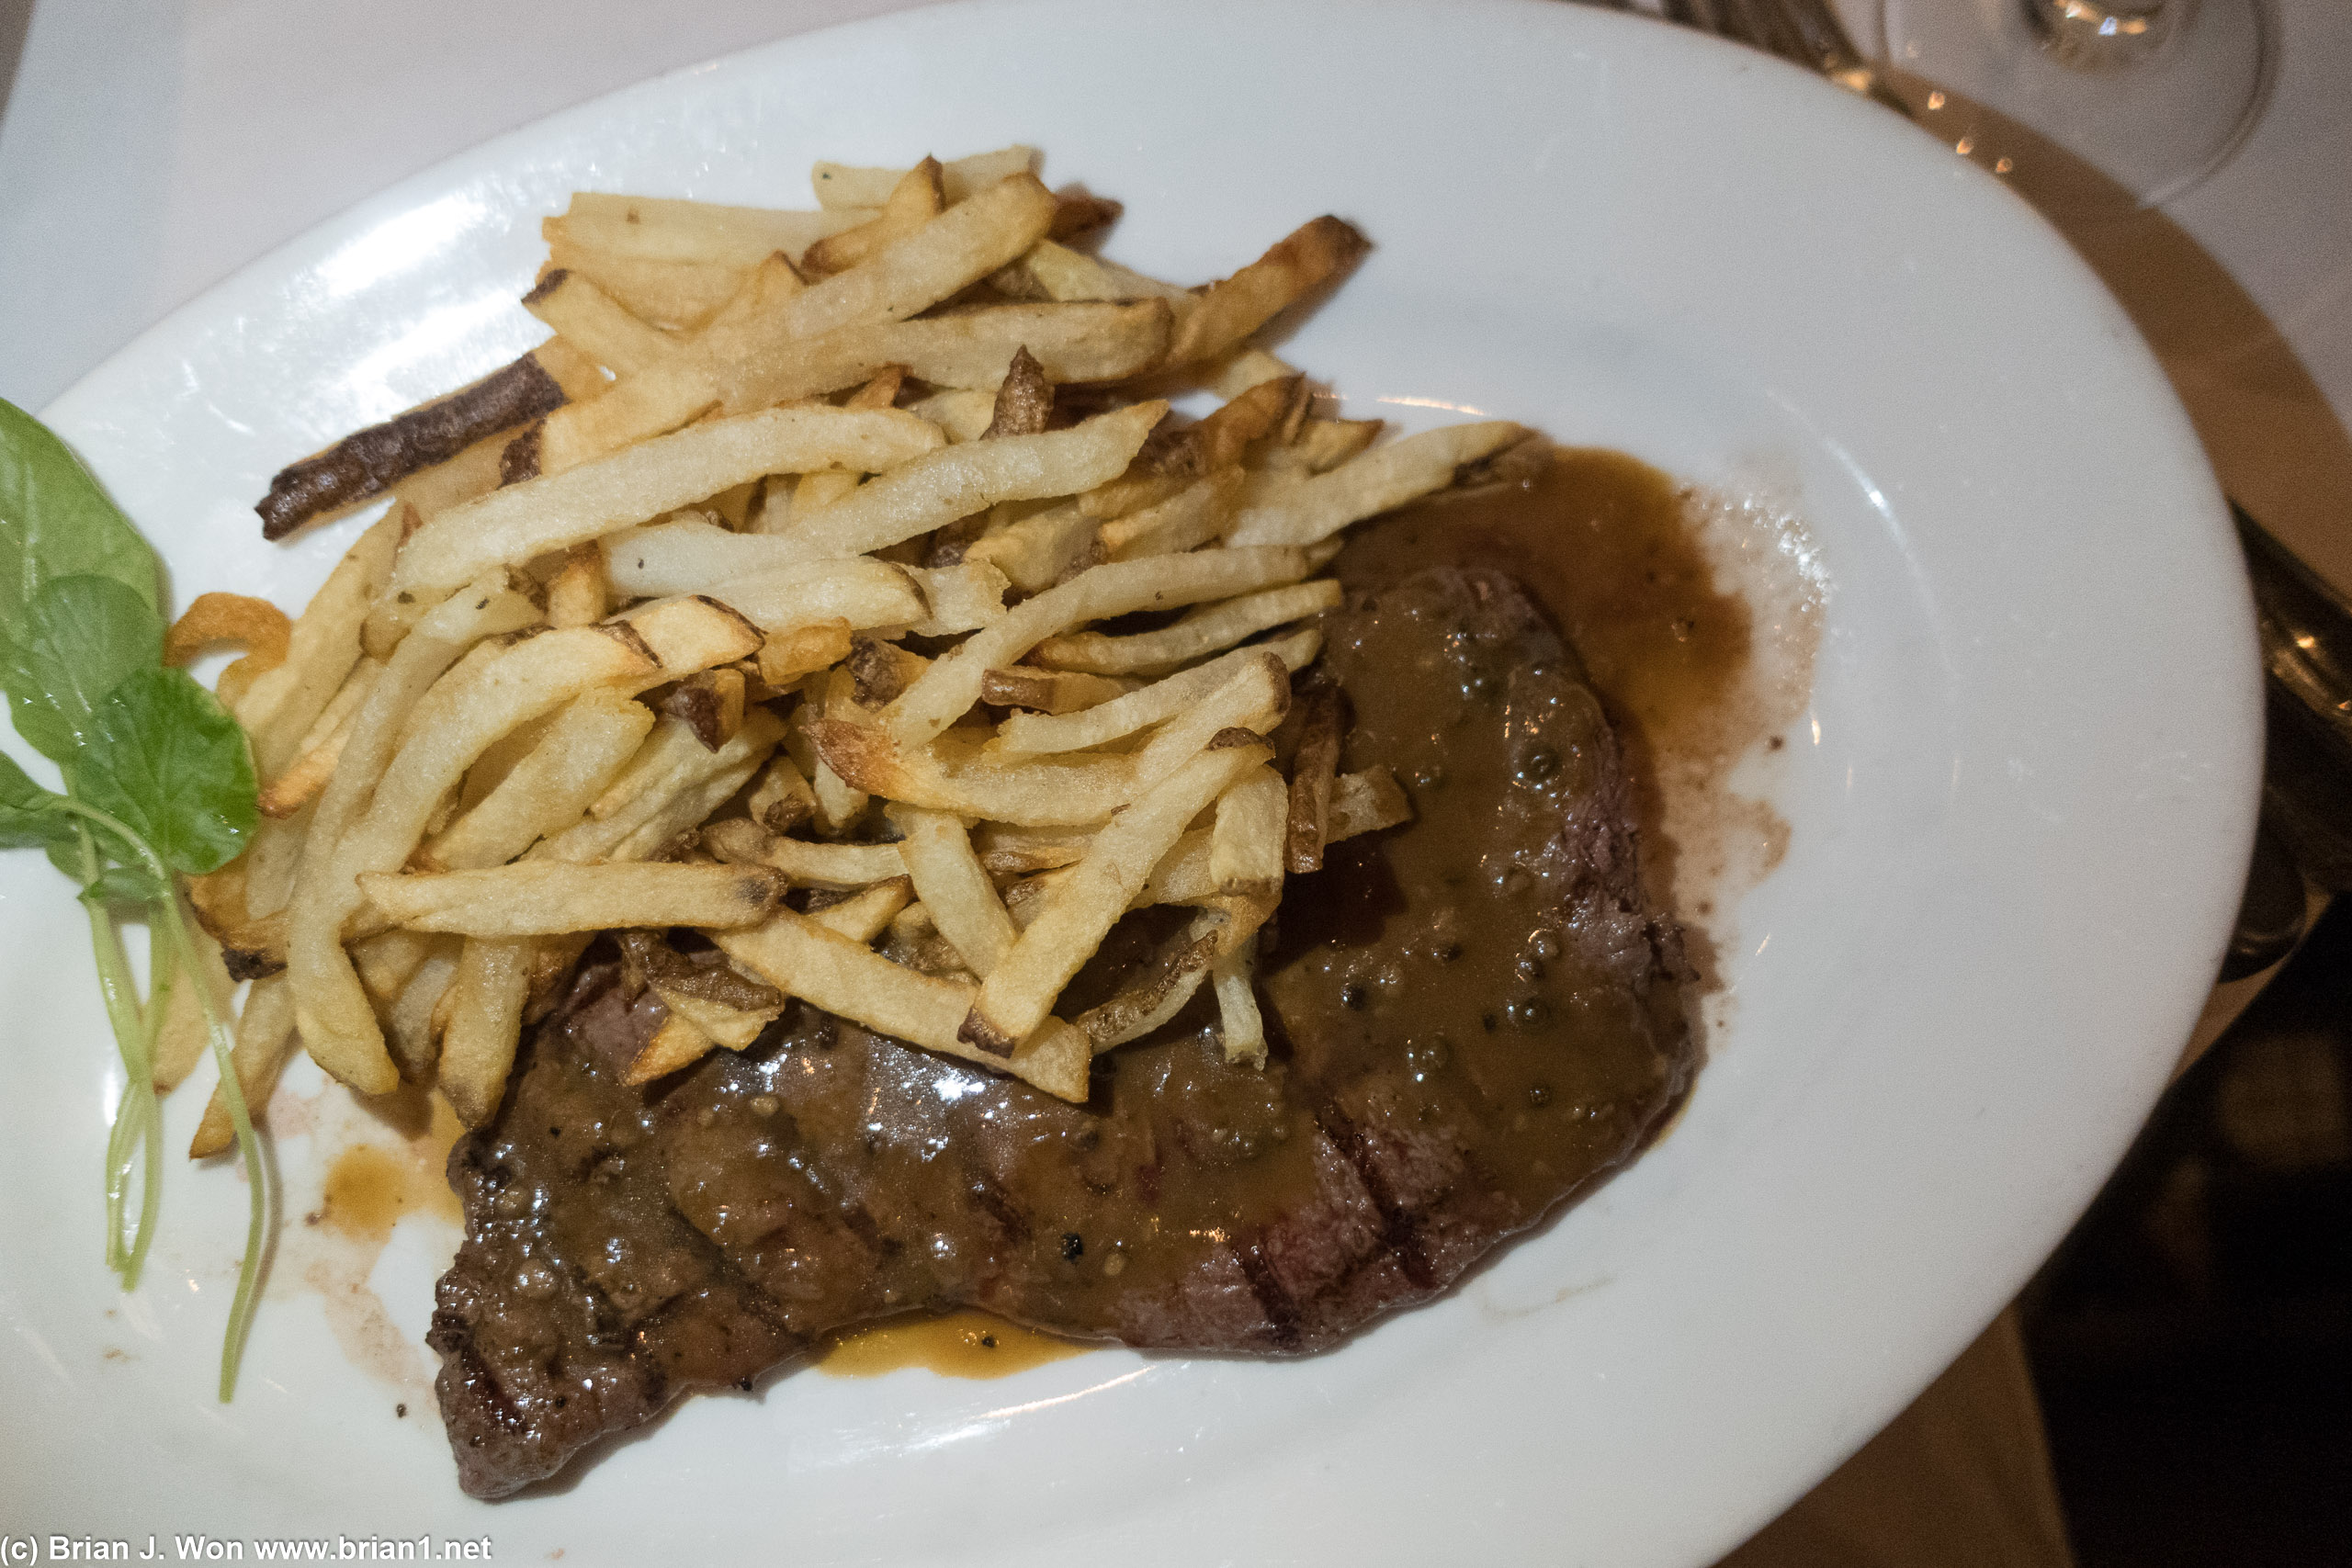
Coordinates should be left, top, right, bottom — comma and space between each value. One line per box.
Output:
0, 749, 76, 852
0, 574, 165, 763
76, 666, 256, 875
0, 399, 160, 626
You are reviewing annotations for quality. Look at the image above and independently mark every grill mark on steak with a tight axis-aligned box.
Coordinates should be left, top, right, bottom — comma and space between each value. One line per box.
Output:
432, 561, 1694, 1498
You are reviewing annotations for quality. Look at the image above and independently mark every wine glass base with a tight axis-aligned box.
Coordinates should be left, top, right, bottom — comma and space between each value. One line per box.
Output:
1881, 0, 2277, 209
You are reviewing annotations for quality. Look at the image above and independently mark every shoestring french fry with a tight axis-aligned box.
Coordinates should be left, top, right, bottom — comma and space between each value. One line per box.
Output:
233, 149, 1518, 1131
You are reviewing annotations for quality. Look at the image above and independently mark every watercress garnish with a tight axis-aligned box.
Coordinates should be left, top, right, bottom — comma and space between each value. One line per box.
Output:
0, 397, 269, 1401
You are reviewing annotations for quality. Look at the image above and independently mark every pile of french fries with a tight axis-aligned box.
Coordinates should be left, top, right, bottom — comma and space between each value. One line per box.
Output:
172, 146, 1526, 1145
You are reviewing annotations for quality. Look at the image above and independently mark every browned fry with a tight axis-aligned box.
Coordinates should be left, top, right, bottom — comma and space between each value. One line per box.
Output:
998, 239, 1192, 309
1163, 216, 1369, 368
802, 157, 944, 276
547, 544, 608, 627
770, 173, 1057, 342
424, 690, 653, 871
165, 593, 292, 687
971, 822, 1091, 875
810, 718, 1133, 828
959, 502, 1099, 592
785, 702, 870, 838
1264, 417, 1384, 475
1047, 190, 1122, 241
805, 874, 913, 943
620, 594, 766, 679
1285, 681, 1344, 874
993, 630, 1317, 755
255, 344, 579, 538
381, 935, 461, 1081
661, 667, 747, 751
978, 666, 1136, 714
1081, 375, 1300, 519
1074, 908, 1222, 1051
982, 345, 1054, 438
757, 617, 854, 686
239, 504, 403, 775
1225, 422, 1530, 547
844, 636, 927, 707
747, 753, 818, 834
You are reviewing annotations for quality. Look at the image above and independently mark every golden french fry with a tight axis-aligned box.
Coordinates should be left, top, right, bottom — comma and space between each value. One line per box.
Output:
1125, 654, 1291, 796
811, 147, 1038, 209
560, 193, 867, 267
769, 173, 1057, 342
960, 502, 1100, 592
440, 938, 534, 1125
235, 503, 404, 778
1262, 417, 1385, 475
902, 563, 1010, 637
1212, 764, 1288, 896
1213, 931, 1267, 1067
546, 544, 609, 628
1329, 767, 1412, 839
188, 975, 299, 1159
703, 817, 907, 888
360, 862, 788, 936
760, 400, 1164, 566
541, 235, 745, 332
805, 874, 912, 943
392, 404, 944, 595
1001, 237, 1192, 308
810, 719, 1133, 828
971, 822, 1093, 874
380, 934, 462, 1082
963, 740, 1270, 1052
1209, 348, 1299, 400
521, 268, 684, 376
1098, 468, 1246, 560
514, 363, 720, 483
1224, 422, 1529, 547
803, 157, 944, 276
616, 594, 766, 679
605, 525, 926, 619
627, 1012, 718, 1086
1032, 580, 1341, 675
1163, 215, 1369, 367
711, 908, 1090, 1101
540, 712, 785, 865
709, 301, 1171, 414
255, 656, 382, 818
881, 545, 1314, 748
699, 254, 808, 349
1081, 376, 1299, 519
424, 689, 656, 870
907, 388, 998, 443
886, 804, 1016, 976
978, 666, 1137, 716
757, 619, 855, 686
992, 630, 1318, 755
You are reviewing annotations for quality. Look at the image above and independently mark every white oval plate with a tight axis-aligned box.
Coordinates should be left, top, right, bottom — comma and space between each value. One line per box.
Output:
1, 1, 2257, 1562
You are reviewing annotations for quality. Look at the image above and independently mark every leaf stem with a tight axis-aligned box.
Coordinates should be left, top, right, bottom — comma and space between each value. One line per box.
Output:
51, 793, 268, 1400
74, 812, 154, 1284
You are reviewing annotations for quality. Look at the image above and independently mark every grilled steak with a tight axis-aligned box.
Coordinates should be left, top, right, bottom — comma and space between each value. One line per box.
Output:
430, 558, 1694, 1498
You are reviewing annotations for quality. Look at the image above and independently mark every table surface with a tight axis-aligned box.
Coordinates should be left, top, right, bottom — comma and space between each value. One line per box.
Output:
0, 3, 2340, 1564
